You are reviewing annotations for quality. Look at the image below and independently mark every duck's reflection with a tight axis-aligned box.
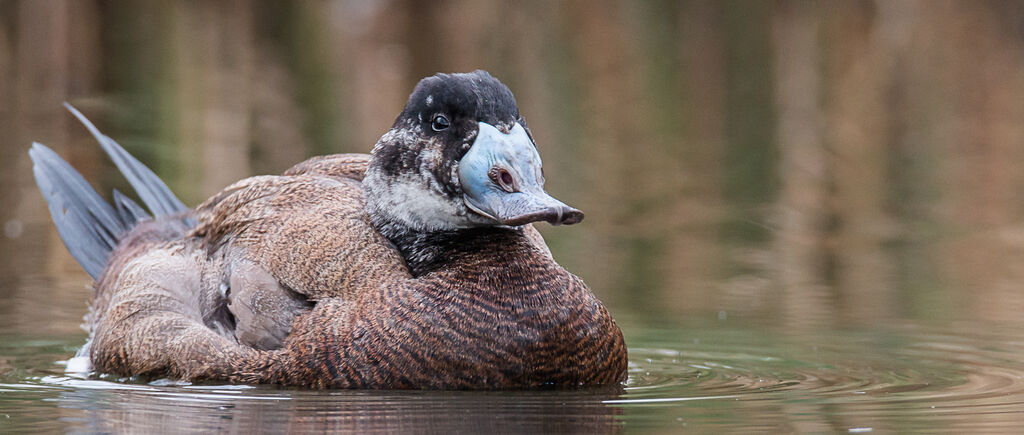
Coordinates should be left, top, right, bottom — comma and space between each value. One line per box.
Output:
57, 385, 624, 433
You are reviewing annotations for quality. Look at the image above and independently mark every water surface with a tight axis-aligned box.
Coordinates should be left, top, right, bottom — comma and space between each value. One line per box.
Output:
4, 269, 1024, 433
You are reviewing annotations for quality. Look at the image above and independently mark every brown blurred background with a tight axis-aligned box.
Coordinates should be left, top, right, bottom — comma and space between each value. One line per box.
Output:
3, 0, 1024, 331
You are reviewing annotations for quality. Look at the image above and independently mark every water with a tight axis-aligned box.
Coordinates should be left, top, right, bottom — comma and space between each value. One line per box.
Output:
4, 270, 1024, 433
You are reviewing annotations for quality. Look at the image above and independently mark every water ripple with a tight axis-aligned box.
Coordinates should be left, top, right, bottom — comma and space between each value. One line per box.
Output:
611, 324, 1024, 431
4, 323, 1024, 432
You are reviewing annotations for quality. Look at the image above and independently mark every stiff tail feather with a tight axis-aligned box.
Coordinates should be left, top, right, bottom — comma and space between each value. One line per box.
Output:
29, 104, 191, 279
63, 103, 188, 217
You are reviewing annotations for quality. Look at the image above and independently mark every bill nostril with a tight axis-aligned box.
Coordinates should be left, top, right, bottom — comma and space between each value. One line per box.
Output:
488, 166, 517, 193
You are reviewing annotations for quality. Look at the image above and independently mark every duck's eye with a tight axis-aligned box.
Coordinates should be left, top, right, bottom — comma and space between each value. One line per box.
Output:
431, 114, 450, 131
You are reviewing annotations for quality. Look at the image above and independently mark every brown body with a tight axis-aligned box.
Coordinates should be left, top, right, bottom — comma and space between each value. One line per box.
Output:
86, 154, 628, 388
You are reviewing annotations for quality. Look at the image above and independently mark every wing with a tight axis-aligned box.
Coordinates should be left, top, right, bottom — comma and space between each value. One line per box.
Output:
86, 155, 412, 377
192, 173, 410, 300
187, 156, 410, 350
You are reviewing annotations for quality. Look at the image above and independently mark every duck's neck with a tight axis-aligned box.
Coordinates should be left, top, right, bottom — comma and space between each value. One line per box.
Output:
373, 217, 529, 277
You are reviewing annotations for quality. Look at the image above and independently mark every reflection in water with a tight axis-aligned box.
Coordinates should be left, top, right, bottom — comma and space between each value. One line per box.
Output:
52, 383, 623, 434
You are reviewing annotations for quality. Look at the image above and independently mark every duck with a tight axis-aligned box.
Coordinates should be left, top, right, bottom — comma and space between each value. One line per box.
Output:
30, 70, 628, 389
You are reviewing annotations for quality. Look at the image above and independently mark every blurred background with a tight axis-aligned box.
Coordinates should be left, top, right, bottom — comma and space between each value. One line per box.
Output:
4, 0, 1024, 333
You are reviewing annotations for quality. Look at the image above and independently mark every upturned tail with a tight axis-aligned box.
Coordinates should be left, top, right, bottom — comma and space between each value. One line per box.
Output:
29, 104, 190, 280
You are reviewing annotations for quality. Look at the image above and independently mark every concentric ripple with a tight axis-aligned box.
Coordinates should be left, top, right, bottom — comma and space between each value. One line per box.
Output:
4, 321, 1024, 433
613, 323, 1024, 432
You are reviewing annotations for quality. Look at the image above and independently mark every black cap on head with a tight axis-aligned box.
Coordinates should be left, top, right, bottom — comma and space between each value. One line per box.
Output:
397, 70, 520, 132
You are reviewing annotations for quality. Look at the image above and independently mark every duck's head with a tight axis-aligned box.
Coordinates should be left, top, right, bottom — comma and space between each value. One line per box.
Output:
364, 70, 583, 235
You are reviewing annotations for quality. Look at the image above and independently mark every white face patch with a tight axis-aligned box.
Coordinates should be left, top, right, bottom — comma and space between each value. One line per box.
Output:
370, 174, 466, 231
365, 170, 492, 232
365, 127, 492, 232
425, 95, 433, 106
